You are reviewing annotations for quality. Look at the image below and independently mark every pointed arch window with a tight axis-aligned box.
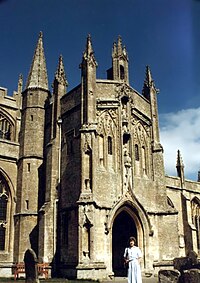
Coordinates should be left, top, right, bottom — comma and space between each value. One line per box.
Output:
108, 136, 112, 155
0, 174, 10, 251
99, 135, 104, 165
0, 225, 5, 250
142, 146, 147, 174
120, 65, 125, 80
191, 198, 200, 251
0, 114, 12, 141
135, 144, 139, 161
0, 194, 8, 221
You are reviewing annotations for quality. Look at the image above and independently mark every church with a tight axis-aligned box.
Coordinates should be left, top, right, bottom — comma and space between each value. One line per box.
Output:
0, 32, 199, 279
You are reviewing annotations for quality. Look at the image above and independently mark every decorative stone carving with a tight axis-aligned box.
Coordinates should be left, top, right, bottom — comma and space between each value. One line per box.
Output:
123, 148, 132, 189
97, 109, 117, 136
115, 83, 132, 100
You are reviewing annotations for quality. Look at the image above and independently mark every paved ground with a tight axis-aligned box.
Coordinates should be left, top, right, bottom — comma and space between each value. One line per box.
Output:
105, 276, 158, 283
0, 276, 158, 283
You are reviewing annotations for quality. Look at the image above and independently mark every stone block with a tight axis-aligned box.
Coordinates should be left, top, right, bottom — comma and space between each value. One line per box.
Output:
183, 269, 200, 283
173, 257, 191, 271
158, 269, 180, 283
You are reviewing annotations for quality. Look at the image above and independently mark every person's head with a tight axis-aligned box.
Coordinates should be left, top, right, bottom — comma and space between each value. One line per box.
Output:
129, 236, 136, 247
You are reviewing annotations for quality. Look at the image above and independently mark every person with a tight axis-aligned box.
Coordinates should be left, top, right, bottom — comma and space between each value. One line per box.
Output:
124, 236, 142, 283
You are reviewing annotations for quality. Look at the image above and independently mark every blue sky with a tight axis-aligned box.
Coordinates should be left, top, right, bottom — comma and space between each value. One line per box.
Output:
0, 0, 200, 180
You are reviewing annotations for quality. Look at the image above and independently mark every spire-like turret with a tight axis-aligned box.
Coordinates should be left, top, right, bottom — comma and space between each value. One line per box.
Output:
17, 74, 23, 95
14, 32, 50, 263
112, 42, 117, 57
117, 35, 123, 55
55, 55, 68, 87
176, 150, 184, 171
80, 35, 97, 124
26, 31, 48, 90
111, 36, 129, 83
142, 65, 155, 100
15, 73, 23, 110
51, 55, 67, 138
82, 34, 98, 67
176, 150, 185, 187
144, 65, 161, 149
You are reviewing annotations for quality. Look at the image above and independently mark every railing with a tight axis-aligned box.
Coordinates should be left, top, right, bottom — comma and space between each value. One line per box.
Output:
14, 262, 50, 280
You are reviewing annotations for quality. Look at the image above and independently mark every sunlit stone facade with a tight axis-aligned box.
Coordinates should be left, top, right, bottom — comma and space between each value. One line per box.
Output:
0, 33, 199, 279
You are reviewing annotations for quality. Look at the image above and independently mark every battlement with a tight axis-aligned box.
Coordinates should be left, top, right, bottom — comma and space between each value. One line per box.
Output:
0, 86, 21, 110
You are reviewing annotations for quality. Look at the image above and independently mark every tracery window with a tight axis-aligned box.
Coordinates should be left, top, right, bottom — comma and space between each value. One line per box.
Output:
191, 198, 200, 251
0, 174, 10, 251
0, 114, 12, 141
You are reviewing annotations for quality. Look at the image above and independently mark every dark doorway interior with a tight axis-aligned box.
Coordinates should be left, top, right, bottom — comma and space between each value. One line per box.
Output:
112, 210, 137, 276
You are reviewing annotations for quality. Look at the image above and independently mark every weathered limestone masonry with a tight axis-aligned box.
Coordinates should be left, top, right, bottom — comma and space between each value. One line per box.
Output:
0, 33, 199, 279
0, 84, 21, 276
14, 32, 50, 263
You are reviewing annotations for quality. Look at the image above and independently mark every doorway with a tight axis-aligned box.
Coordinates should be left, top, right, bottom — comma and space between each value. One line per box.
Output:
112, 210, 137, 276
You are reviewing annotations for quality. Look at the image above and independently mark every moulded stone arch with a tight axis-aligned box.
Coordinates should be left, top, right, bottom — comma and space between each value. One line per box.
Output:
107, 196, 153, 238
191, 196, 200, 222
97, 109, 118, 133
191, 196, 200, 252
132, 121, 151, 176
0, 168, 15, 252
133, 120, 150, 140
0, 108, 16, 141
0, 167, 15, 202
191, 196, 200, 205
108, 196, 153, 273
0, 108, 15, 126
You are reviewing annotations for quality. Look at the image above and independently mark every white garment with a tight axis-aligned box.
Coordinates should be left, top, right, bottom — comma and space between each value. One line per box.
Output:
124, 246, 142, 283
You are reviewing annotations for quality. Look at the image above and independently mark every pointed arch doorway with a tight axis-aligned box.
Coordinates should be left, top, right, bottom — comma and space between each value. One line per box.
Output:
112, 210, 137, 276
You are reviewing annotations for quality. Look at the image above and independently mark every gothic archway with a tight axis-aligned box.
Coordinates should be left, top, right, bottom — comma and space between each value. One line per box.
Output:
112, 210, 137, 276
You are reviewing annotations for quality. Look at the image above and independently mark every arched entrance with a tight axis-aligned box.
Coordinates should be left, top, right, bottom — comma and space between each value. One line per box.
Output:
112, 210, 137, 276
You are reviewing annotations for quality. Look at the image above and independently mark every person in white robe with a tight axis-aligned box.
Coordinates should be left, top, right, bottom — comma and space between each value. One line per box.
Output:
124, 236, 142, 283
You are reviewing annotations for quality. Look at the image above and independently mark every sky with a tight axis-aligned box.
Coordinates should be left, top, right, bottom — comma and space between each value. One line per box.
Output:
0, 0, 200, 180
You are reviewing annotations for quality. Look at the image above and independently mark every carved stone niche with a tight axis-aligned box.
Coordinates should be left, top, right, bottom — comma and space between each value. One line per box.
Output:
121, 95, 129, 119
123, 132, 130, 144
121, 95, 129, 104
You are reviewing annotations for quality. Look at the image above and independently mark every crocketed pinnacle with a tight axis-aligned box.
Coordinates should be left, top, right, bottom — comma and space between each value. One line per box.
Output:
142, 65, 156, 98
176, 149, 184, 169
176, 149, 185, 182
26, 31, 49, 90
144, 65, 153, 88
82, 34, 97, 67
117, 35, 123, 55
55, 55, 68, 86
17, 74, 23, 94
112, 35, 128, 60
